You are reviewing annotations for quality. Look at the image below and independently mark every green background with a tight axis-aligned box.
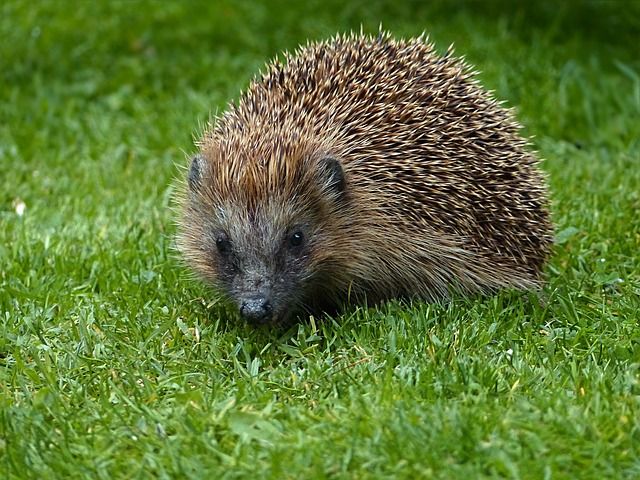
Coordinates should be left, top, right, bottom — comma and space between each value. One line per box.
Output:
1, 1, 639, 478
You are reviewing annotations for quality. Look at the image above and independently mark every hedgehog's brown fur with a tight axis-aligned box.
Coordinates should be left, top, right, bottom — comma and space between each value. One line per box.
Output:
177, 31, 553, 324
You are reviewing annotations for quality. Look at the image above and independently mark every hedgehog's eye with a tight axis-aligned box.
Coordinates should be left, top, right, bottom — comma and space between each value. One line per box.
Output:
216, 234, 231, 255
288, 231, 304, 249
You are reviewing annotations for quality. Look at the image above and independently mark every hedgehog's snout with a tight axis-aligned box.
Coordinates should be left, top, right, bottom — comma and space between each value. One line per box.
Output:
239, 295, 273, 324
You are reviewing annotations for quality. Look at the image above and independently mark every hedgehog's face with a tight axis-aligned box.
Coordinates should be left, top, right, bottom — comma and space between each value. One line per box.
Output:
181, 151, 347, 325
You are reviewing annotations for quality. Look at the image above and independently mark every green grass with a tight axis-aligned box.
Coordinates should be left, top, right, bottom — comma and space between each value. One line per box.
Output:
1, 1, 639, 478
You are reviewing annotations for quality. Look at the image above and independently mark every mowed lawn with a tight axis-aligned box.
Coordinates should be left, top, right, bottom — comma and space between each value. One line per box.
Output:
1, 1, 639, 478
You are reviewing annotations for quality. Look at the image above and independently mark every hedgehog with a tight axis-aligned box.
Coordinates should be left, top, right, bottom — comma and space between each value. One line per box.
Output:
177, 31, 553, 325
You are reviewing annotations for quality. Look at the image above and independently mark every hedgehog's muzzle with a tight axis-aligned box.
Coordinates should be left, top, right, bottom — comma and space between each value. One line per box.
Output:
239, 295, 274, 324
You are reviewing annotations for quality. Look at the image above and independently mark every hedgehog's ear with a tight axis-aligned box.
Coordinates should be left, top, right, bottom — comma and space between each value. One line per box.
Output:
188, 154, 204, 192
319, 156, 345, 195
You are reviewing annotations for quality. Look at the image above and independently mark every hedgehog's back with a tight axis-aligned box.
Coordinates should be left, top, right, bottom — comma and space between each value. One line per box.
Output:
203, 32, 553, 301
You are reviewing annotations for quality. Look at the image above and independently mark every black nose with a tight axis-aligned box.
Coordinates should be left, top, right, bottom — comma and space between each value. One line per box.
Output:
239, 296, 273, 323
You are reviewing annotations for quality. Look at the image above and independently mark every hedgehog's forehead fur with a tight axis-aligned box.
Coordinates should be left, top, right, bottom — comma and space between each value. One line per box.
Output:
199, 128, 343, 212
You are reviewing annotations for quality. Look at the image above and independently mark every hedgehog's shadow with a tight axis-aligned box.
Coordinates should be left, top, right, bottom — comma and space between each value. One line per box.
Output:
202, 287, 547, 344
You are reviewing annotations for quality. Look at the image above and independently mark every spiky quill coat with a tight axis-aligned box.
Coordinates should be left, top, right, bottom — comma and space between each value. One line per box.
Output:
178, 32, 553, 323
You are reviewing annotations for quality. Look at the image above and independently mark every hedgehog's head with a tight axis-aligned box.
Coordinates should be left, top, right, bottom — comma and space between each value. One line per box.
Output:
179, 142, 349, 325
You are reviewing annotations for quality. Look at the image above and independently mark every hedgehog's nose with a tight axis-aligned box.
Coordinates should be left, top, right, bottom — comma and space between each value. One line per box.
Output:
239, 296, 273, 324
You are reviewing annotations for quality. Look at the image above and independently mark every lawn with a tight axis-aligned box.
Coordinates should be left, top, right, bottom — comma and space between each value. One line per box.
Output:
1, 1, 639, 478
